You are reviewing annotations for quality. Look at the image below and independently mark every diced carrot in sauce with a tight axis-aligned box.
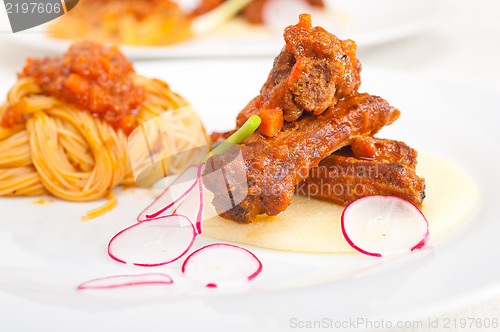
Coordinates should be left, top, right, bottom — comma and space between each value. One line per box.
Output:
351, 138, 377, 159
258, 108, 284, 137
1, 100, 27, 127
63, 73, 89, 95
297, 13, 312, 29
288, 57, 308, 86
118, 114, 137, 135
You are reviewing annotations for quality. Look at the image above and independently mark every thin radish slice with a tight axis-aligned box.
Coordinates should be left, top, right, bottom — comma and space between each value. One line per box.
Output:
174, 164, 205, 234
194, 176, 204, 234
341, 196, 429, 257
182, 243, 262, 287
77, 273, 173, 290
137, 164, 199, 222
108, 215, 196, 267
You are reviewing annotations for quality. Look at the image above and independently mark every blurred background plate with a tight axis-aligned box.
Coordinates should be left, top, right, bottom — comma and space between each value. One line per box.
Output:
1, 0, 441, 59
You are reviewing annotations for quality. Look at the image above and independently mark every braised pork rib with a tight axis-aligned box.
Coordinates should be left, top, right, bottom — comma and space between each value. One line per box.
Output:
204, 14, 425, 224
297, 137, 426, 208
204, 94, 400, 223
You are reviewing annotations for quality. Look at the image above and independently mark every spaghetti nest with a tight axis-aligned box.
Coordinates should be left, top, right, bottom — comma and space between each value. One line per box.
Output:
0, 75, 202, 220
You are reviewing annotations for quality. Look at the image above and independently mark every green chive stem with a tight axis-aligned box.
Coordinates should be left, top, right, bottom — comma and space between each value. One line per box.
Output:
200, 115, 261, 164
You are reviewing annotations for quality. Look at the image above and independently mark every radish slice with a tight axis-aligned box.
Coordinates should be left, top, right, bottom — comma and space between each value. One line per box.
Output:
77, 273, 173, 290
173, 164, 205, 234
181, 243, 262, 287
108, 215, 196, 266
341, 196, 429, 257
137, 165, 199, 222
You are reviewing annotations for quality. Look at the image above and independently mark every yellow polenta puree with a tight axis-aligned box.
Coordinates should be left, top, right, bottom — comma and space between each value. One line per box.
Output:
201, 152, 481, 252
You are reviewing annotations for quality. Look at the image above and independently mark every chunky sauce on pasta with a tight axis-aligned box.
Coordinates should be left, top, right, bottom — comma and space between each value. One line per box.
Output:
4, 41, 145, 134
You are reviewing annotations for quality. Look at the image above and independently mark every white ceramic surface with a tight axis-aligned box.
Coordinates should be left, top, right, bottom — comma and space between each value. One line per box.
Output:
0, 60, 498, 331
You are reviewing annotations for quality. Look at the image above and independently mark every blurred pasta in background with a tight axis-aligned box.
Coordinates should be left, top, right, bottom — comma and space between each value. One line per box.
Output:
50, 0, 192, 45
48, 0, 326, 46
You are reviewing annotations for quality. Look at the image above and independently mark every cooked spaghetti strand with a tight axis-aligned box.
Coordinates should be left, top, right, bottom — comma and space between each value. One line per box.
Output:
0, 76, 206, 218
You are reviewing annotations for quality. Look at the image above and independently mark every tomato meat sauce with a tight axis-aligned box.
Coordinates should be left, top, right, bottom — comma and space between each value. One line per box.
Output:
236, 14, 360, 138
2, 41, 145, 134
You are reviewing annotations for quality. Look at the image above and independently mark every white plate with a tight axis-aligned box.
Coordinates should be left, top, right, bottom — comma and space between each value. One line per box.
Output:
0, 60, 499, 331
1, 0, 441, 59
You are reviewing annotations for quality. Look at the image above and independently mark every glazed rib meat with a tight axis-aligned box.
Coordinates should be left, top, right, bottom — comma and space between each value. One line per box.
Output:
236, 14, 361, 133
204, 94, 401, 223
296, 137, 426, 208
